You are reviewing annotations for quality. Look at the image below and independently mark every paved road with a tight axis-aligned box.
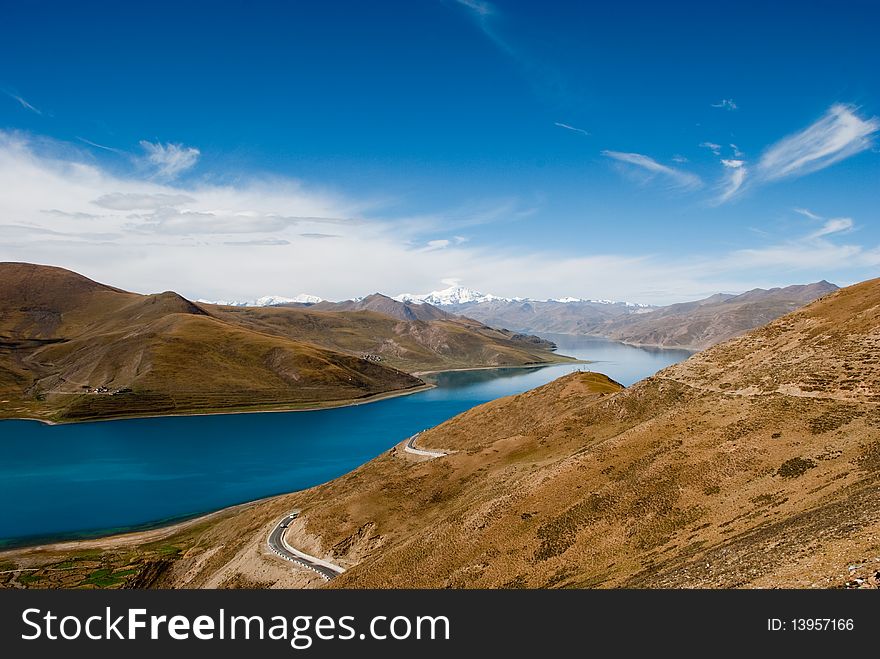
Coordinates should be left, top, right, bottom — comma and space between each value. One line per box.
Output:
403, 431, 449, 458
267, 510, 346, 581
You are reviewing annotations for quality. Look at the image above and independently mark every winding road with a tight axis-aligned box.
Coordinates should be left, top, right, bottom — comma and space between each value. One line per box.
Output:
267, 510, 346, 581
269, 432, 447, 581
403, 431, 449, 458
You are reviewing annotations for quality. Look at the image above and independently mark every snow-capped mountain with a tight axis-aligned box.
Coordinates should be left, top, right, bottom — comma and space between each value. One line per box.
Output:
394, 285, 512, 306
196, 293, 323, 307
394, 285, 650, 308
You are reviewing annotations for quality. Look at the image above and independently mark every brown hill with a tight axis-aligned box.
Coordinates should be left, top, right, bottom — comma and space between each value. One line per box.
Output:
209, 304, 561, 374
0, 263, 569, 422
6, 277, 876, 589
311, 293, 452, 322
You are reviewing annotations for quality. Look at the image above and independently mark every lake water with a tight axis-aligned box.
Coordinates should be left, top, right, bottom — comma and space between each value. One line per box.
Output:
0, 335, 691, 547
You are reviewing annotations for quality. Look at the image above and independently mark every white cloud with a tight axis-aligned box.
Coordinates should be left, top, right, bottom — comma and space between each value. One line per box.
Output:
423, 239, 452, 251
93, 192, 196, 210
554, 122, 590, 136
699, 141, 722, 155
602, 150, 702, 190
715, 160, 748, 204
808, 217, 854, 239
757, 104, 879, 181
711, 99, 738, 110
139, 140, 200, 179
793, 207, 823, 220
1, 130, 877, 305
730, 143, 744, 157
671, 155, 688, 163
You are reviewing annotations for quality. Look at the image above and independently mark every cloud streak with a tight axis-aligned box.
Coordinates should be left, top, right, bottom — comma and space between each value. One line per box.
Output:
77, 136, 126, 154
793, 207, 823, 220
756, 104, 879, 181
554, 121, 590, 136
602, 150, 702, 190
4, 91, 41, 115
808, 217, 854, 239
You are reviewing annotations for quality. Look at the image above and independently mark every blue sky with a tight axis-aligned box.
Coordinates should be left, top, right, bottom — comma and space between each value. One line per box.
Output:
1, 0, 878, 303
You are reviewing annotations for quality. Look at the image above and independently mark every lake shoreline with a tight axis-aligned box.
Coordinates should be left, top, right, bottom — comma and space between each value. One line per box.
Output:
0, 495, 283, 556
0, 382, 437, 427
2, 358, 587, 427
412, 359, 588, 378
1, 339, 683, 549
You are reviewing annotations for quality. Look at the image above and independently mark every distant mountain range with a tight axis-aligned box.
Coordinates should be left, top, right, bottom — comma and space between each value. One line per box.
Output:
197, 281, 840, 350
197, 293, 323, 306
395, 284, 652, 308
442, 281, 839, 350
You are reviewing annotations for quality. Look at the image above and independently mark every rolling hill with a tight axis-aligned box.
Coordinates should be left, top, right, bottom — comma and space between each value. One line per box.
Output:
0, 263, 569, 422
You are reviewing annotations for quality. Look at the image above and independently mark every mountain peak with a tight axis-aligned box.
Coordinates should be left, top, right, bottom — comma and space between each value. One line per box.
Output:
395, 285, 508, 306
196, 293, 323, 307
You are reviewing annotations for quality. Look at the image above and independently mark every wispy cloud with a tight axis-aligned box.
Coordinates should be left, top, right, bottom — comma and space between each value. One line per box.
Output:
671, 155, 688, 163
77, 136, 126, 154
711, 99, 738, 111
453, 0, 510, 55
791, 207, 854, 239
730, 143, 744, 157
756, 104, 879, 181
808, 217, 854, 239
93, 192, 196, 210
139, 140, 200, 180
714, 158, 747, 204
793, 207, 823, 220
3, 90, 42, 115
455, 0, 493, 16
450, 0, 568, 104
300, 232, 340, 239
422, 239, 452, 251
223, 238, 291, 246
602, 150, 702, 190
699, 141, 722, 155
554, 121, 590, 136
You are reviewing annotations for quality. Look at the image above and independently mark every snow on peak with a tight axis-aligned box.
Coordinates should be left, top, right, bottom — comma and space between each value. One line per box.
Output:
551, 296, 583, 303
395, 285, 507, 306
197, 293, 322, 307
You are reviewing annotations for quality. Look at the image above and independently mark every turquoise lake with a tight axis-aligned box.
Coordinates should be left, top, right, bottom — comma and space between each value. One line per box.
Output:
0, 335, 691, 546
